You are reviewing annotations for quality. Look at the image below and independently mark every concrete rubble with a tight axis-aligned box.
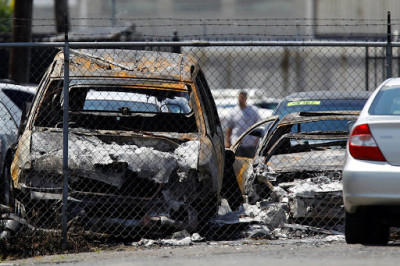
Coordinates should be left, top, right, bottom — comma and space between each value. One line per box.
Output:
210, 171, 345, 239
0, 171, 345, 242
214, 201, 289, 230
136, 230, 205, 247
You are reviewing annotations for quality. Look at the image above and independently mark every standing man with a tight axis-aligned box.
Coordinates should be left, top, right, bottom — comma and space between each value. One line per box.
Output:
225, 90, 260, 157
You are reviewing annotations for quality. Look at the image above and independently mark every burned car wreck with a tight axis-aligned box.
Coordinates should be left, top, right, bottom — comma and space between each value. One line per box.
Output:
226, 111, 360, 226
6, 49, 225, 237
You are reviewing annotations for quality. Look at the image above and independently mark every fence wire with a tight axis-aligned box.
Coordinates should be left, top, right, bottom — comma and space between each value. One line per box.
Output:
0, 38, 398, 249
25, 17, 398, 41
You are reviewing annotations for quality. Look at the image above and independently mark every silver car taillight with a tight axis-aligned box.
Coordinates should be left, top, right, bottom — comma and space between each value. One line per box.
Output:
348, 123, 386, 161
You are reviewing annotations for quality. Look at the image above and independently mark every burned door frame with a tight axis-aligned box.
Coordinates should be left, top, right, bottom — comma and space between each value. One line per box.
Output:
194, 70, 225, 194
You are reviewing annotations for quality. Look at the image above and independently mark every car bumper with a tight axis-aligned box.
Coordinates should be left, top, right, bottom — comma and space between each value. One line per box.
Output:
21, 188, 200, 236
343, 156, 400, 213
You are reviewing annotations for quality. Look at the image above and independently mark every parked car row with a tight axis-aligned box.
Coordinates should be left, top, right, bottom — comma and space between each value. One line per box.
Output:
222, 89, 379, 242
221, 82, 400, 245
1, 48, 392, 244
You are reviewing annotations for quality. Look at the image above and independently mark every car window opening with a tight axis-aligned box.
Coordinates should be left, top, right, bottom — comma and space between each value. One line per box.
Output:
35, 84, 197, 133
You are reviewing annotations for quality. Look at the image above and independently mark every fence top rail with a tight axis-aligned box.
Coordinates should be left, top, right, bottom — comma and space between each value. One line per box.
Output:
0, 40, 397, 48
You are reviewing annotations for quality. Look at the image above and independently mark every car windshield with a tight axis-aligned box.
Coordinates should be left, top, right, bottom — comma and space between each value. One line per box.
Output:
217, 104, 236, 109
272, 99, 366, 132
254, 102, 279, 110
261, 119, 350, 157
275, 135, 346, 156
291, 119, 353, 133
85, 100, 160, 113
34, 84, 197, 133
369, 86, 400, 115
273, 99, 367, 118
83, 90, 191, 114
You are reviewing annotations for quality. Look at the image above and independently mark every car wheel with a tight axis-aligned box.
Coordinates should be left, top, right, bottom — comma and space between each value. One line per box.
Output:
345, 211, 367, 244
365, 224, 389, 245
363, 216, 389, 245
345, 210, 389, 245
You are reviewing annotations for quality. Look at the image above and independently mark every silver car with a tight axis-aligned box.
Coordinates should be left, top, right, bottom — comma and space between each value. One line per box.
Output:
343, 78, 400, 244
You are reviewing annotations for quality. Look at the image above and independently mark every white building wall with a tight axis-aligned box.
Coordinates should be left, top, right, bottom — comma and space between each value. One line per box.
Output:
316, 0, 400, 35
31, 0, 400, 36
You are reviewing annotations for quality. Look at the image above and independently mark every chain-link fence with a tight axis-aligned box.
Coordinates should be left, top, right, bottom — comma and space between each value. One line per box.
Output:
0, 18, 399, 250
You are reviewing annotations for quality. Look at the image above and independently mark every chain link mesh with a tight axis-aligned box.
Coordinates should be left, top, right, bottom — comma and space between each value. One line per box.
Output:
0, 40, 397, 245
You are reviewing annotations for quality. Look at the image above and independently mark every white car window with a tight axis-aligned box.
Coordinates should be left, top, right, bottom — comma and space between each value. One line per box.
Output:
369, 86, 400, 115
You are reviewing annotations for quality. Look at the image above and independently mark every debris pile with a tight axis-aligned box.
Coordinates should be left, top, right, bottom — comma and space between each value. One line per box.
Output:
213, 196, 343, 240
271, 172, 344, 221
31, 131, 200, 186
212, 171, 345, 239
0, 205, 19, 240
136, 230, 205, 247
0, 204, 94, 259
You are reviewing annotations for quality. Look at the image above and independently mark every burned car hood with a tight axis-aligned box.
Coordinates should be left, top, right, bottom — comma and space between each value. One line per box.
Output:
30, 129, 200, 188
266, 149, 346, 173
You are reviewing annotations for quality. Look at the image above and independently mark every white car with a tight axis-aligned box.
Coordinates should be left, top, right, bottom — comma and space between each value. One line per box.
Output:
343, 78, 400, 244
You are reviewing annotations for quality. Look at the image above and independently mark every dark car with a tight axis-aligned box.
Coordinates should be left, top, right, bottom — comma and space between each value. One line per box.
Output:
0, 83, 36, 204
272, 91, 372, 118
225, 111, 360, 227
268, 90, 372, 136
273, 90, 372, 119
5, 49, 225, 236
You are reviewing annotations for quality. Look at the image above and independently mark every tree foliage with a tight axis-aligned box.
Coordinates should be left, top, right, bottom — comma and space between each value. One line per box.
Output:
0, 0, 13, 32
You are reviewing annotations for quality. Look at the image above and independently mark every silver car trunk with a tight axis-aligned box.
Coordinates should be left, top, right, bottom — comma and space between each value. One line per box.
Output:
368, 116, 400, 166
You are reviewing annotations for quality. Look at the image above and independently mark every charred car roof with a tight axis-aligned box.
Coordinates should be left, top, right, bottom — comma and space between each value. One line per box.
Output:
49, 49, 198, 83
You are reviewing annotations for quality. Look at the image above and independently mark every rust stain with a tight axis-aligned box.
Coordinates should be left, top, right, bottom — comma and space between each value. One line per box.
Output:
237, 159, 251, 195
10, 130, 33, 187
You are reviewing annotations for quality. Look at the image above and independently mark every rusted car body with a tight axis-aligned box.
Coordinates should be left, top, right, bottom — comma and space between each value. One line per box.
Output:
228, 111, 360, 222
7, 49, 225, 235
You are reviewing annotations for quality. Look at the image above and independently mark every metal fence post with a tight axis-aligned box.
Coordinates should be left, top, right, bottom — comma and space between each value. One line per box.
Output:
365, 47, 369, 91
61, 19, 70, 251
171, 30, 181, 54
386, 11, 392, 79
